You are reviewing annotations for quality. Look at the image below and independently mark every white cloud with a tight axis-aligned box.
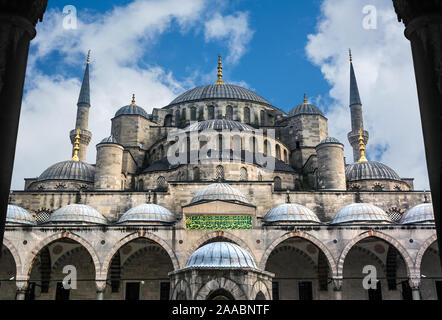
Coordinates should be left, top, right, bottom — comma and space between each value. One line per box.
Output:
204, 12, 254, 64
12, 0, 254, 190
305, 0, 429, 189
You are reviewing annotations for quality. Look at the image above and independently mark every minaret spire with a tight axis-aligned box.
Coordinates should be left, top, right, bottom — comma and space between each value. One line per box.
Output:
70, 50, 93, 162
347, 49, 369, 162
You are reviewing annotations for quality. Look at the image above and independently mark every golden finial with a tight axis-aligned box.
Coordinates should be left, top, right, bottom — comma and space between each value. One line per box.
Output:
349, 49, 352, 63
72, 128, 80, 162
87, 50, 91, 64
214, 55, 225, 85
131, 94, 136, 106
358, 128, 368, 162
303, 93, 307, 104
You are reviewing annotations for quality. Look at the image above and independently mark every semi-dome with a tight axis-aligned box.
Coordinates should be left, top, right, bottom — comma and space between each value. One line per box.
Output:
331, 203, 392, 224
184, 119, 255, 132
38, 160, 95, 183
289, 103, 324, 117
167, 84, 272, 107
263, 203, 321, 223
345, 161, 401, 182
318, 137, 343, 146
118, 203, 176, 224
401, 203, 434, 224
191, 183, 250, 205
6, 205, 35, 225
49, 204, 107, 224
114, 103, 149, 119
185, 242, 257, 269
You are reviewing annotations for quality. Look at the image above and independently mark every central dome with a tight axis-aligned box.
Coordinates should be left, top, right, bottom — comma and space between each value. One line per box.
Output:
345, 161, 401, 182
38, 161, 95, 183
167, 84, 272, 107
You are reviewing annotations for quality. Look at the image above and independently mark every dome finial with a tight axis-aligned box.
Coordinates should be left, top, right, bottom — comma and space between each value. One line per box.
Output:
303, 93, 307, 104
349, 48, 352, 63
358, 128, 368, 162
131, 94, 136, 106
72, 128, 81, 162
214, 55, 225, 85
87, 50, 91, 64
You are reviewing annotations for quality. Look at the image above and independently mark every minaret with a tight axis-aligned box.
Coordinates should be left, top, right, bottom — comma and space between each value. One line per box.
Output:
347, 50, 369, 162
70, 50, 92, 162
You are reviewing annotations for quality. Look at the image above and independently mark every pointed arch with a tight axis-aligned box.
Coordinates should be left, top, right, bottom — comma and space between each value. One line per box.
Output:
415, 233, 438, 272
336, 230, 414, 278
100, 231, 179, 279
259, 231, 337, 276
195, 278, 246, 300
2, 237, 22, 275
23, 232, 100, 280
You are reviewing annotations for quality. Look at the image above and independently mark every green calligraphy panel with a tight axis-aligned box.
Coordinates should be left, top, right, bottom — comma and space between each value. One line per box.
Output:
185, 215, 252, 230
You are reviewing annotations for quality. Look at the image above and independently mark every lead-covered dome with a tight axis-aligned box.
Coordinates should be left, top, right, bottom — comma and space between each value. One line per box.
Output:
6, 205, 35, 225
331, 203, 392, 224
114, 103, 149, 119
289, 103, 324, 117
99, 135, 118, 144
118, 203, 176, 224
345, 161, 401, 182
318, 137, 343, 146
263, 203, 320, 223
184, 120, 255, 132
49, 204, 107, 224
401, 203, 434, 224
185, 242, 257, 269
167, 84, 272, 107
38, 161, 95, 183
191, 183, 250, 205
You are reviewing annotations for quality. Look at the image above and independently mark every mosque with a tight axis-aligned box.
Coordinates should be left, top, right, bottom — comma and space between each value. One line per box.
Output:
0, 51, 439, 300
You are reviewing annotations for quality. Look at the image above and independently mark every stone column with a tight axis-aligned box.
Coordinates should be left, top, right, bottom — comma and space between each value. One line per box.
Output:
96, 280, 107, 300
409, 277, 421, 300
332, 278, 343, 300
0, 0, 48, 254
393, 0, 442, 267
15, 279, 29, 300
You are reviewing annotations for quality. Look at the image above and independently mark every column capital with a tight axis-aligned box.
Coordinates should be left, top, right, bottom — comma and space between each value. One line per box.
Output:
332, 277, 343, 291
96, 279, 107, 292
409, 277, 421, 290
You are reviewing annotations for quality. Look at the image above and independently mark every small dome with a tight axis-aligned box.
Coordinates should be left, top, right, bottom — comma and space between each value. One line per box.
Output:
401, 203, 434, 224
318, 137, 343, 146
38, 161, 95, 183
191, 183, 250, 204
115, 104, 149, 119
99, 135, 118, 144
263, 203, 321, 223
168, 84, 272, 107
118, 203, 176, 224
184, 120, 255, 132
331, 203, 392, 224
185, 242, 257, 269
6, 205, 35, 225
289, 103, 324, 117
345, 161, 401, 182
50, 204, 107, 224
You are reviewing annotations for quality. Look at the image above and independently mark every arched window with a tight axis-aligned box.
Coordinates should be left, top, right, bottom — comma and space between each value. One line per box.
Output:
175, 110, 180, 126
226, 105, 233, 120
260, 110, 265, 126
216, 165, 225, 181
208, 106, 215, 120
264, 139, 271, 156
190, 107, 197, 121
218, 134, 223, 151
284, 150, 288, 163
244, 107, 250, 123
193, 167, 200, 181
276, 145, 281, 160
274, 176, 282, 191
164, 114, 172, 126
240, 167, 248, 181
159, 145, 164, 159
138, 179, 144, 191
157, 176, 168, 191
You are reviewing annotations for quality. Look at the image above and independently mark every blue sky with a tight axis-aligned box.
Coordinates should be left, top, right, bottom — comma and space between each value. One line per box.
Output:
12, 0, 429, 190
